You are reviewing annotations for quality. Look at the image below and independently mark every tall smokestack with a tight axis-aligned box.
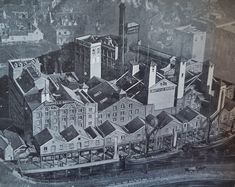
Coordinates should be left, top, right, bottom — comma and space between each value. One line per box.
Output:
119, 2, 126, 73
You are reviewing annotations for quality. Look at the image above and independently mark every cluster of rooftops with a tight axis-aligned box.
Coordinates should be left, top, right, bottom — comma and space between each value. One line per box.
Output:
34, 106, 203, 147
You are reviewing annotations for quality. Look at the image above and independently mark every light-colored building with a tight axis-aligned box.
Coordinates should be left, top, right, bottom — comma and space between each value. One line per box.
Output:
95, 121, 127, 146
75, 34, 119, 82
147, 62, 177, 110
174, 24, 207, 62
0, 135, 14, 161
175, 106, 207, 132
8, 58, 97, 138
88, 79, 154, 126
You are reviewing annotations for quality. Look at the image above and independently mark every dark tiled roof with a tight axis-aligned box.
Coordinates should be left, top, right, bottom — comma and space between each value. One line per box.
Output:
175, 107, 198, 123
96, 121, 116, 137
16, 69, 35, 93
125, 117, 145, 133
88, 81, 120, 111
60, 125, 79, 142
34, 128, 53, 146
85, 126, 97, 139
3, 130, 25, 150
156, 111, 173, 129
145, 114, 155, 124
86, 76, 105, 89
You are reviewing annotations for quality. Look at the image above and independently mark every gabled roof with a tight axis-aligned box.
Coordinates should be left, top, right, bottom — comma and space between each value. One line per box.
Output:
156, 111, 174, 129
34, 128, 53, 146
85, 126, 101, 139
96, 121, 116, 137
60, 125, 79, 142
175, 107, 199, 123
88, 81, 120, 111
145, 114, 156, 124
3, 130, 25, 150
125, 117, 145, 133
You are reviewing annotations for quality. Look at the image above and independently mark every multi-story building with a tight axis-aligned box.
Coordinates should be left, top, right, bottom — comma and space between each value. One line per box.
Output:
87, 79, 154, 126
74, 34, 119, 82
213, 21, 235, 84
174, 24, 207, 62
8, 58, 97, 138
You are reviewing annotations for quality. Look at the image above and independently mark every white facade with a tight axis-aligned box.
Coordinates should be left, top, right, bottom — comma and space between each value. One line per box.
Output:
2, 28, 44, 43
176, 61, 186, 99
148, 79, 176, 110
90, 42, 102, 79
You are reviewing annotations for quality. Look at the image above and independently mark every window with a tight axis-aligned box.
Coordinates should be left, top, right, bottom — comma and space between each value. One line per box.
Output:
135, 109, 139, 114
120, 111, 125, 115
84, 141, 89, 147
77, 142, 81, 148
53, 119, 58, 123
70, 116, 75, 120
120, 117, 125, 122
113, 118, 117, 122
129, 104, 133, 108
51, 145, 56, 152
37, 112, 41, 118
92, 49, 95, 55
106, 113, 110, 118
79, 116, 83, 120
181, 73, 184, 77
58, 32, 61, 35
54, 111, 58, 115
106, 138, 111, 143
113, 112, 117, 117
113, 106, 117, 111
43, 147, 47, 151
62, 117, 67, 121
95, 140, 100, 145
128, 116, 132, 120
121, 135, 125, 140
45, 112, 49, 116
129, 110, 133, 115
94, 91, 102, 97
137, 134, 141, 138
121, 104, 125, 109
69, 143, 74, 149
97, 48, 100, 54
88, 114, 92, 118
89, 108, 93, 112
88, 121, 92, 126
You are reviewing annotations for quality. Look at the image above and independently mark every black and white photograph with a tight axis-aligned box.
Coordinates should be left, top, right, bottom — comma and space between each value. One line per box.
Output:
0, 0, 235, 186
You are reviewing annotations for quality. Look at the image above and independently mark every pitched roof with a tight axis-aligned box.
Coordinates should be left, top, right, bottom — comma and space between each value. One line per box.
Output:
85, 126, 98, 139
175, 107, 199, 123
96, 121, 116, 137
145, 114, 156, 124
3, 130, 25, 150
125, 117, 145, 133
34, 128, 53, 146
60, 125, 79, 142
88, 81, 120, 111
156, 111, 174, 128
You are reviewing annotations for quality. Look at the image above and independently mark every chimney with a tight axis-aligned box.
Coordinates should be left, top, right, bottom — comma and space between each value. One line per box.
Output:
118, 2, 126, 73
175, 58, 186, 99
41, 80, 50, 103
147, 61, 157, 88
130, 61, 139, 76
217, 81, 226, 111
201, 60, 214, 95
